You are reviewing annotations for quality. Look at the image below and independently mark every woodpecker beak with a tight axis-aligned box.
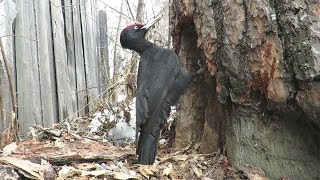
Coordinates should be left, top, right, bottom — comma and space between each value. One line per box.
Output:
141, 13, 162, 31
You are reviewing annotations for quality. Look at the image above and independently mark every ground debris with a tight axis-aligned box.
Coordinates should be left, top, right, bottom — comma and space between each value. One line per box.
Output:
0, 164, 20, 180
0, 122, 267, 179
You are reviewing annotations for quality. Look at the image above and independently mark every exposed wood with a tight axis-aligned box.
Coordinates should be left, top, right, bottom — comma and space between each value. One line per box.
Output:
174, 25, 206, 150
0, 156, 42, 179
171, 0, 320, 179
7, 139, 135, 165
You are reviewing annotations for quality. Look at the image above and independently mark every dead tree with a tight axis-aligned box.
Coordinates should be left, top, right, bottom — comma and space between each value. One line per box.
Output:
125, 0, 146, 101
136, 0, 145, 22
171, 0, 320, 179
98, 10, 110, 94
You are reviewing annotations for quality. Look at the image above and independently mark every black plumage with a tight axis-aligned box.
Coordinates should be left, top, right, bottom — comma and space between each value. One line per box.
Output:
120, 23, 191, 165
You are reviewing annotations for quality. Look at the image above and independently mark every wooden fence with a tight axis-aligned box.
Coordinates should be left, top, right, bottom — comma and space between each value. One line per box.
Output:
0, 0, 108, 136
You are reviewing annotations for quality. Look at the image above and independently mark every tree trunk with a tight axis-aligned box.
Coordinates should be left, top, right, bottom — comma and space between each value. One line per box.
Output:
125, 0, 146, 102
0, 0, 17, 133
171, 0, 320, 179
98, 10, 110, 94
112, 0, 124, 103
135, 0, 145, 23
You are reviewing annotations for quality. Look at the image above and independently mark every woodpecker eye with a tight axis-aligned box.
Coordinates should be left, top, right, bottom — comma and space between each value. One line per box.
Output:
134, 26, 139, 30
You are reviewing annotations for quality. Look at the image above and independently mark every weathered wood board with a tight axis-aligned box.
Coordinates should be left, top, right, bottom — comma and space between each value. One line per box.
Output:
64, 0, 78, 117
15, 0, 42, 136
72, 0, 88, 116
0, 0, 102, 136
50, 0, 75, 121
80, 0, 99, 111
34, 0, 57, 127
0, 0, 17, 132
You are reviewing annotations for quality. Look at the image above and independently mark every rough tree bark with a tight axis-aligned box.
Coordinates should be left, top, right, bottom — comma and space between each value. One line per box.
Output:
98, 10, 110, 94
171, 0, 320, 179
0, 0, 17, 133
136, 0, 145, 23
113, 0, 124, 81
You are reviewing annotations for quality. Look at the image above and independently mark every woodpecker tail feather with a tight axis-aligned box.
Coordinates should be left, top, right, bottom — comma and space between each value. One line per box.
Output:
137, 132, 159, 165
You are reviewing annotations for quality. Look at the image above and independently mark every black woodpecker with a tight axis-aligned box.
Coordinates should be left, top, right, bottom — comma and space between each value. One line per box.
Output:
120, 22, 191, 165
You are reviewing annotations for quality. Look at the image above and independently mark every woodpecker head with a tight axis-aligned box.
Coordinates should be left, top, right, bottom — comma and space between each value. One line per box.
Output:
120, 23, 148, 50
120, 18, 159, 52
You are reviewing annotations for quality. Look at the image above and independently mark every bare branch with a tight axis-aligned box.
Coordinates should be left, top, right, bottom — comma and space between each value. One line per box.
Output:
97, 0, 135, 21
125, 0, 135, 21
0, 37, 18, 140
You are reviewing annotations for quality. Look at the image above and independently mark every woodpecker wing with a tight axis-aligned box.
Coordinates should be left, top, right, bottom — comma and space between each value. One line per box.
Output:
135, 47, 180, 164
136, 47, 179, 127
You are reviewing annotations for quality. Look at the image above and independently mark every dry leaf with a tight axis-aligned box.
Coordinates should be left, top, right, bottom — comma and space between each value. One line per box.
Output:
138, 165, 158, 178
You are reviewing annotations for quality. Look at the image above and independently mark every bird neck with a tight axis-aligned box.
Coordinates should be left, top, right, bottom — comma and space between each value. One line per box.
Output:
132, 39, 154, 54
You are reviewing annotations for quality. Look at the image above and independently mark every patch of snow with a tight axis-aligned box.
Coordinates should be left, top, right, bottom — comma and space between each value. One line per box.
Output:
89, 98, 176, 145
117, 94, 126, 102
89, 111, 104, 133
107, 98, 136, 144
159, 139, 167, 146
89, 98, 137, 145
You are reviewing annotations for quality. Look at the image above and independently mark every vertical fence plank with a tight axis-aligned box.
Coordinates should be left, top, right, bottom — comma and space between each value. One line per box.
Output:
98, 10, 109, 94
15, 0, 42, 136
80, 0, 99, 111
73, 0, 88, 116
0, 0, 17, 133
34, 0, 58, 127
1, 0, 100, 135
64, 0, 78, 116
45, 0, 59, 124
50, 0, 74, 121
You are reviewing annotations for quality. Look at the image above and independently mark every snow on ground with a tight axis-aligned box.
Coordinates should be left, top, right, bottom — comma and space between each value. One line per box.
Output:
90, 98, 136, 145
89, 97, 177, 146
